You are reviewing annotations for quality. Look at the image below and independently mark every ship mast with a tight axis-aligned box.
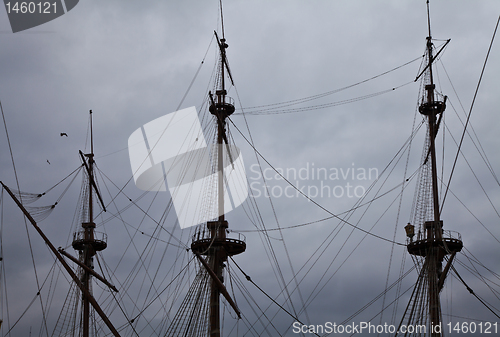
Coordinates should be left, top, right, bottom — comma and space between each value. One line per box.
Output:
204, 30, 244, 337
73, 110, 109, 337
164, 5, 246, 336
1, 109, 119, 336
400, 1, 463, 336
423, 2, 443, 330
424, 0, 441, 232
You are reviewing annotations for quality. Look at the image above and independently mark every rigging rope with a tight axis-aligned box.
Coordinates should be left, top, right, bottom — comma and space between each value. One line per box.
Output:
95, 167, 189, 250
233, 87, 309, 323
381, 96, 422, 326
93, 166, 193, 333
1, 100, 50, 336
125, 256, 196, 325
440, 14, 500, 214
459, 252, 500, 301
441, 64, 500, 187
234, 84, 412, 115
340, 265, 416, 326
228, 118, 406, 246
231, 168, 420, 234
463, 247, 500, 280
230, 256, 321, 337
451, 264, 500, 320
238, 56, 422, 112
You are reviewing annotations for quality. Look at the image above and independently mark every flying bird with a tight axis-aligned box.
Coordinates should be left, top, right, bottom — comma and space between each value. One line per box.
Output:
60, 132, 68, 137
47, 160, 51, 164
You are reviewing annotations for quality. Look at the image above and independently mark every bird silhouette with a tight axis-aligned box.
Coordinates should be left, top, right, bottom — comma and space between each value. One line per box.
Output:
60, 132, 68, 137
47, 160, 51, 164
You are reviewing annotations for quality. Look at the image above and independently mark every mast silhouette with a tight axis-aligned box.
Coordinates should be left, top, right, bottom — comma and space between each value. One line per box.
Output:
400, 1, 463, 336
166, 9, 246, 337
192, 30, 245, 337
1, 110, 120, 336
72, 110, 109, 337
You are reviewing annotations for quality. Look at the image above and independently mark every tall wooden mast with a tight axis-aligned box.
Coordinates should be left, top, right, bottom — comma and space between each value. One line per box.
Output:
423, 1, 443, 331
159, 5, 246, 337
188, 28, 245, 337
165, 5, 245, 336
72, 110, 108, 337
1, 109, 119, 336
400, 2, 463, 335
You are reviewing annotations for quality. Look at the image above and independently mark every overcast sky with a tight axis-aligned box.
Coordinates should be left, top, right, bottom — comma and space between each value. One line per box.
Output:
1, 1, 499, 336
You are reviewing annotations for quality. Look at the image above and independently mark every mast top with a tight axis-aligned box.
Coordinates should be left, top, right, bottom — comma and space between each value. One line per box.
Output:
219, 0, 225, 39
90, 109, 94, 159
426, 0, 432, 39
